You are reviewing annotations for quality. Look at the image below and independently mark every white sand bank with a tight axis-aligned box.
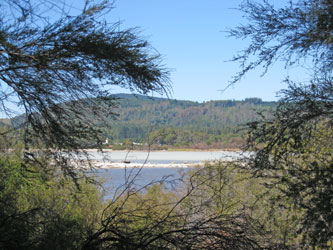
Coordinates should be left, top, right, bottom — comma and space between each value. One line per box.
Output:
92, 161, 205, 169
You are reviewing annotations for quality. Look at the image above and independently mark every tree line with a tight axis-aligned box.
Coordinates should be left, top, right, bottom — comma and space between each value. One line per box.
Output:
101, 95, 276, 149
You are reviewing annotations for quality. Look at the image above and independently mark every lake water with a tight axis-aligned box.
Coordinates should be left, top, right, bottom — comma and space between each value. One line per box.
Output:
85, 150, 249, 199
95, 167, 189, 199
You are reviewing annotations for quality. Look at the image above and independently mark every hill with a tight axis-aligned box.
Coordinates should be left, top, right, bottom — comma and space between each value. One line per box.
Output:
3, 94, 276, 149
102, 94, 276, 149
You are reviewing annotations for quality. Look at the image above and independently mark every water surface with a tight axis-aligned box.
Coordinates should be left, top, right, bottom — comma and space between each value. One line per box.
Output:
86, 150, 249, 199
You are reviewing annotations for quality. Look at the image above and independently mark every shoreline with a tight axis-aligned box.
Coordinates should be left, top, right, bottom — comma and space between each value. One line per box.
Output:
73, 150, 249, 169
91, 161, 205, 169
83, 148, 243, 153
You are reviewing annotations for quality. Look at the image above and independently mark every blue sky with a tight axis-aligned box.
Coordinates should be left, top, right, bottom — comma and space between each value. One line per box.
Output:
106, 0, 304, 102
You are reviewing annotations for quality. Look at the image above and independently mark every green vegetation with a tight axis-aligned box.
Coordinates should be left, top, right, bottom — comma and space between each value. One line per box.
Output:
0, 144, 326, 249
229, 0, 333, 247
0, 144, 103, 249
101, 95, 276, 149
6, 95, 276, 150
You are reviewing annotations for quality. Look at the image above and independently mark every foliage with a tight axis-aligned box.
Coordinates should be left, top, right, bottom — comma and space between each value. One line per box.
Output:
247, 84, 333, 247
82, 165, 272, 250
228, 0, 332, 84
0, 147, 306, 250
0, 0, 169, 154
229, 0, 333, 247
184, 162, 305, 249
0, 0, 172, 249
100, 94, 276, 149
0, 145, 103, 250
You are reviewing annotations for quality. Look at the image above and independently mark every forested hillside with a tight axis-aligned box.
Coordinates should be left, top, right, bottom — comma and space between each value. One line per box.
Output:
3, 94, 276, 149
103, 94, 276, 149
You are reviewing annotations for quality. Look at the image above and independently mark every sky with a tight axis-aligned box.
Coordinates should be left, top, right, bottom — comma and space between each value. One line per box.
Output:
105, 0, 301, 102
1, 0, 309, 118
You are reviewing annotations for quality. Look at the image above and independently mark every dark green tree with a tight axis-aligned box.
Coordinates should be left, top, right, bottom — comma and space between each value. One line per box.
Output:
229, 0, 332, 247
0, 0, 170, 249
0, 0, 169, 154
228, 0, 332, 84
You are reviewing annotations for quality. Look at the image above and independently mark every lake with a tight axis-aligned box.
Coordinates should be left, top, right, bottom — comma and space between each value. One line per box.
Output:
85, 150, 249, 199
94, 167, 189, 199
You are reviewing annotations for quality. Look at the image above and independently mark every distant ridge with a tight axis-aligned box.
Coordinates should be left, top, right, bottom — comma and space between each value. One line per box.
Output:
111, 93, 277, 104
111, 93, 167, 101
3, 93, 277, 149
102, 94, 277, 148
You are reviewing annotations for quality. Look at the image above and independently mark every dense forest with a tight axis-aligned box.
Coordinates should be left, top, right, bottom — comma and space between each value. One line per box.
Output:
2, 94, 276, 149
101, 94, 276, 149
